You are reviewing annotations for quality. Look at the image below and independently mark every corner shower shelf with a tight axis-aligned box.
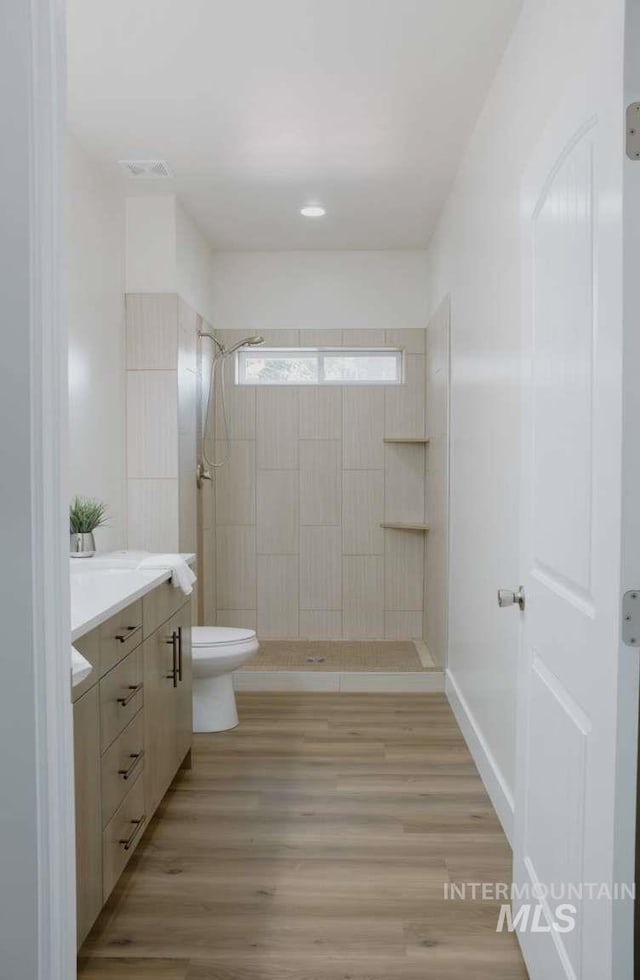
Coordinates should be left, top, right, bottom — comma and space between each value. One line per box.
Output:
383, 436, 430, 444
380, 522, 430, 532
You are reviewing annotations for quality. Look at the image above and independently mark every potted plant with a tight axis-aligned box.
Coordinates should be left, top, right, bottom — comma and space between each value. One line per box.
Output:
69, 496, 109, 557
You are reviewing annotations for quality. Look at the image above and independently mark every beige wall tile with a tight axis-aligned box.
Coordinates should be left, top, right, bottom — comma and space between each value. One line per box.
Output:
126, 370, 178, 478
342, 470, 384, 555
126, 293, 178, 370
299, 526, 342, 610
384, 611, 423, 640
216, 526, 257, 610
298, 387, 342, 440
179, 397, 197, 477
178, 297, 198, 372
200, 462, 215, 530
201, 527, 217, 626
385, 354, 426, 438
257, 556, 299, 637
343, 387, 384, 470
342, 556, 384, 638
299, 611, 343, 639
127, 479, 179, 552
214, 375, 256, 440
384, 530, 424, 611
216, 609, 257, 630
300, 440, 341, 525
178, 364, 197, 436
260, 330, 300, 347
191, 578, 201, 627
256, 388, 299, 469
257, 470, 299, 554
258, 329, 301, 346
214, 440, 256, 525
179, 464, 197, 554
342, 329, 386, 347
384, 444, 425, 524
208, 332, 431, 640
385, 328, 426, 354
299, 329, 343, 346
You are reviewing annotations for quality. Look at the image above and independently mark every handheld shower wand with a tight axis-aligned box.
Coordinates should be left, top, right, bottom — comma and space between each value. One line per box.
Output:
197, 332, 264, 485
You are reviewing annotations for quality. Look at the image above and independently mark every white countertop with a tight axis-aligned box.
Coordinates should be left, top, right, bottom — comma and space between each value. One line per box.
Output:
70, 551, 196, 642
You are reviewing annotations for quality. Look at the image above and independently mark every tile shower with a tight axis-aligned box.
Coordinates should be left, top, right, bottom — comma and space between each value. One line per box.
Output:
202, 328, 431, 642
123, 299, 448, 658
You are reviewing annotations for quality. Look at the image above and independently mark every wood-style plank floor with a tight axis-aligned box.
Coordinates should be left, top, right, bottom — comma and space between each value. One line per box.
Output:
78, 693, 528, 979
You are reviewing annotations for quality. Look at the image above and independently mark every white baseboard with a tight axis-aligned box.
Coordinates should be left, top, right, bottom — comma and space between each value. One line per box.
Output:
235, 670, 444, 693
445, 668, 514, 844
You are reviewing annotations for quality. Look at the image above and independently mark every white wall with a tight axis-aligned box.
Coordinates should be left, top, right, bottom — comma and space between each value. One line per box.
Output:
125, 195, 176, 295
125, 195, 215, 323
66, 135, 127, 550
426, 0, 624, 837
209, 250, 429, 331
176, 201, 216, 323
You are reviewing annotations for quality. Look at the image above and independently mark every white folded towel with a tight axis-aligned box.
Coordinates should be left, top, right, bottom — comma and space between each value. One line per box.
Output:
71, 645, 93, 686
137, 553, 196, 596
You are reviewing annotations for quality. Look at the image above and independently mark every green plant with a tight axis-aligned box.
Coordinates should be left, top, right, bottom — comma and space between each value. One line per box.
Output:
69, 496, 109, 534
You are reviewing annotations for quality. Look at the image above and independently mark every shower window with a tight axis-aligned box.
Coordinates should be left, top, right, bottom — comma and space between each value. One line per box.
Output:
235, 347, 404, 385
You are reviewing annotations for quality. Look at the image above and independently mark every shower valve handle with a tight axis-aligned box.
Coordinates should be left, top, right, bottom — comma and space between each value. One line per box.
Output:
196, 461, 212, 487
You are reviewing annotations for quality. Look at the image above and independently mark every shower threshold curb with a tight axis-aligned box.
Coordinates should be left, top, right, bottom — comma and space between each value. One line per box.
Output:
233, 670, 445, 693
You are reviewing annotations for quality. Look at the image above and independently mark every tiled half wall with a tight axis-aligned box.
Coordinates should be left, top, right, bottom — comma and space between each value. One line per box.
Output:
125, 292, 204, 621
204, 328, 428, 640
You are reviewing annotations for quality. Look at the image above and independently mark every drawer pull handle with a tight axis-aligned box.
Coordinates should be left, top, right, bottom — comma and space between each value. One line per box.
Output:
119, 814, 146, 851
118, 750, 144, 781
166, 631, 178, 688
177, 626, 183, 682
114, 624, 142, 644
116, 683, 143, 707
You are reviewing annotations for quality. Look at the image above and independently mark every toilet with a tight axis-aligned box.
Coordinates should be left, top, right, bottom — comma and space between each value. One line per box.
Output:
191, 626, 259, 732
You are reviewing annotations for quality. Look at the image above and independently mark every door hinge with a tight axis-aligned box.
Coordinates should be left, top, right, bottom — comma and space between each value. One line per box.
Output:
626, 103, 640, 159
622, 591, 640, 646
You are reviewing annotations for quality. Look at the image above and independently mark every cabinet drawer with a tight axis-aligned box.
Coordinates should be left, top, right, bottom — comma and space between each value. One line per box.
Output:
100, 649, 143, 752
102, 771, 146, 901
101, 709, 144, 827
100, 600, 143, 676
142, 579, 186, 638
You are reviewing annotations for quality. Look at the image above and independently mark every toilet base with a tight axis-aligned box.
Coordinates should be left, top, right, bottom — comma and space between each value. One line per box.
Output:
193, 673, 239, 732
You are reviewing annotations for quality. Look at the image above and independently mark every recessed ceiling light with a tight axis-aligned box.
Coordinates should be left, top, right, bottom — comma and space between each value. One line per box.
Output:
300, 205, 326, 217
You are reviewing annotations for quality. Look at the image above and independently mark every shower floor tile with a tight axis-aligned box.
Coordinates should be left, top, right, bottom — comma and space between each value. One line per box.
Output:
241, 640, 435, 672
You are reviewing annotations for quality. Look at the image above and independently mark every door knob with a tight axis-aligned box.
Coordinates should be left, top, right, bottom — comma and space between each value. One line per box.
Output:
497, 586, 525, 611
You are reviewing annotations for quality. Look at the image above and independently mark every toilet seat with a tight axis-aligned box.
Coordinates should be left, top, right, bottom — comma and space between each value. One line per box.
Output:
192, 626, 256, 652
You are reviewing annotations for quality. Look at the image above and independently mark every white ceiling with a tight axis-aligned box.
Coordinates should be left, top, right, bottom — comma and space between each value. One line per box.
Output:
67, 0, 522, 251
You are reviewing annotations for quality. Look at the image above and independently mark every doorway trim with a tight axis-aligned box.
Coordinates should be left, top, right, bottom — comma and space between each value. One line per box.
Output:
1, 0, 75, 976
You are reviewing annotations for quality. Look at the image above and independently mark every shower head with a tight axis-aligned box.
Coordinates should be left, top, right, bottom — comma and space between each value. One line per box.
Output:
224, 335, 265, 356
198, 331, 264, 357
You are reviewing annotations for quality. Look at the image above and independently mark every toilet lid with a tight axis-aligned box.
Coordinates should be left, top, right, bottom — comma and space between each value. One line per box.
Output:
192, 626, 257, 648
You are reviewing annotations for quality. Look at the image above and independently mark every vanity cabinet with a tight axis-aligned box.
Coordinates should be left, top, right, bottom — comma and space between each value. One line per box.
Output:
143, 600, 193, 815
72, 584, 192, 948
174, 601, 193, 766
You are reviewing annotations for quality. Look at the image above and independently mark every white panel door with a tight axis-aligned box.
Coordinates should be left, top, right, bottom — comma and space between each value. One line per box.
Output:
513, 48, 633, 980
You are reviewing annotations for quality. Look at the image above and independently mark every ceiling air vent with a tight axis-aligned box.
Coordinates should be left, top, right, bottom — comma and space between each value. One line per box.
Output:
118, 159, 173, 178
